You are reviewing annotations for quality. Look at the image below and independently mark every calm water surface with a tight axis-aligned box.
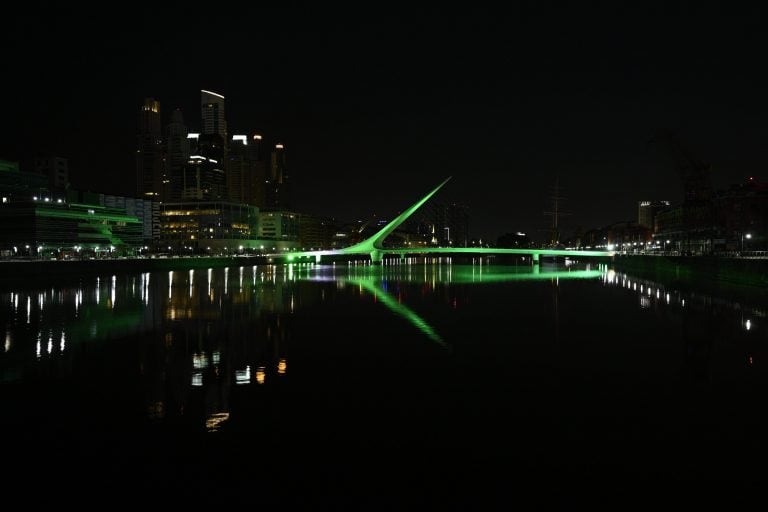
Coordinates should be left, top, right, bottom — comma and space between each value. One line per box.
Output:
1, 262, 767, 508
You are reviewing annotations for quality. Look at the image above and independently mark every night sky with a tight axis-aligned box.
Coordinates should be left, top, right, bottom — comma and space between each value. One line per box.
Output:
2, 4, 767, 241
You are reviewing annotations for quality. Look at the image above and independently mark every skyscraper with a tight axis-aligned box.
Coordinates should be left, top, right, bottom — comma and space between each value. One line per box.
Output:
197, 90, 227, 203
201, 90, 226, 139
266, 143, 290, 208
228, 134, 266, 207
250, 135, 266, 207
180, 131, 225, 201
136, 98, 164, 199
166, 109, 189, 201
180, 155, 225, 201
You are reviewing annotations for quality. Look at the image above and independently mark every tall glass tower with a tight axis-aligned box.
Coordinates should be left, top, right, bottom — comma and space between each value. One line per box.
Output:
201, 90, 226, 139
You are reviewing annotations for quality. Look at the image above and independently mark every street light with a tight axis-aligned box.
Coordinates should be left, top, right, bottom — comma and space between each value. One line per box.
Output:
742, 232, 752, 253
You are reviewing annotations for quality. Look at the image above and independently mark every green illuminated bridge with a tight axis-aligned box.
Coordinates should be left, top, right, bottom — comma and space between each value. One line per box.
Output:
276, 178, 614, 264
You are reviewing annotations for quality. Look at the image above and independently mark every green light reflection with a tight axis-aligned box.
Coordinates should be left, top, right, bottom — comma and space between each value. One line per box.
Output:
345, 277, 447, 347
341, 265, 603, 285
322, 265, 603, 345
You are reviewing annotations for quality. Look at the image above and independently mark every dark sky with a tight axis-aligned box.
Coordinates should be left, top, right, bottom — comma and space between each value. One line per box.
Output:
2, 4, 767, 241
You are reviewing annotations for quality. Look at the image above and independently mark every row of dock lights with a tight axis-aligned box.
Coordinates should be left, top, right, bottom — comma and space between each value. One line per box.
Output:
606, 269, 757, 333
31, 196, 64, 203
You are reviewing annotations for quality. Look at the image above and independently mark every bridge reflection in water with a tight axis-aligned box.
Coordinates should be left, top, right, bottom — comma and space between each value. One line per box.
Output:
310, 263, 604, 345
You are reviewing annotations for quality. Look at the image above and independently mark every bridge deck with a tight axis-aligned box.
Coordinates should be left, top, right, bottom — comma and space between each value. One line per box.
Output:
276, 247, 614, 261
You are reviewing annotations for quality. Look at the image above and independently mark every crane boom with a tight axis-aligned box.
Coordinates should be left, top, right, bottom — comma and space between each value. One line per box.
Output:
650, 132, 713, 204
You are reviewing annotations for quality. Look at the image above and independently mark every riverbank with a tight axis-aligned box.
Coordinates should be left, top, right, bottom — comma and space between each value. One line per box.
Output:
613, 254, 768, 302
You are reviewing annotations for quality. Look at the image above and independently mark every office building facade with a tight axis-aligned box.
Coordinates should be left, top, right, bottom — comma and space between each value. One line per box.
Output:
136, 98, 165, 200
201, 90, 226, 139
637, 200, 670, 231
0, 198, 143, 255
266, 144, 290, 208
34, 156, 69, 192
160, 201, 260, 252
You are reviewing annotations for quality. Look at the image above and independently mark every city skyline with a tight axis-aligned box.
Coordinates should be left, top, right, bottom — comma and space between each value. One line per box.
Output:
3, 6, 768, 240
4, 7, 768, 505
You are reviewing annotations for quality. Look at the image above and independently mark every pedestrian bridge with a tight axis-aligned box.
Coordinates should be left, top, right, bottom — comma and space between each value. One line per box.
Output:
273, 177, 614, 264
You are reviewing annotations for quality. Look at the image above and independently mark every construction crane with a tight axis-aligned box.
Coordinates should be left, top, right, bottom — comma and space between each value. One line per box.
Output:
649, 131, 713, 205
648, 131, 720, 255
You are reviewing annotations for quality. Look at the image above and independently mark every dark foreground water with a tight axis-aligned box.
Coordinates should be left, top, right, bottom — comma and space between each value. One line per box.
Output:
1, 261, 767, 509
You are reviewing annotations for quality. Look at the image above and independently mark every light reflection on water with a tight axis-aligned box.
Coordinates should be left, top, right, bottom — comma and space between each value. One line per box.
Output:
0, 261, 768, 502
0, 264, 556, 376
1, 263, 764, 358
2, 259, 766, 373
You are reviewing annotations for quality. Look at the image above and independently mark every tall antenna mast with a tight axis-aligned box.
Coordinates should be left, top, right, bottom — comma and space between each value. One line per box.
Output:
543, 177, 570, 246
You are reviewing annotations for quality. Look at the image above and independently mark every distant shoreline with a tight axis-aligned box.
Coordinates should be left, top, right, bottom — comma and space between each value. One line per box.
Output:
3, 253, 768, 289
0, 256, 272, 281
